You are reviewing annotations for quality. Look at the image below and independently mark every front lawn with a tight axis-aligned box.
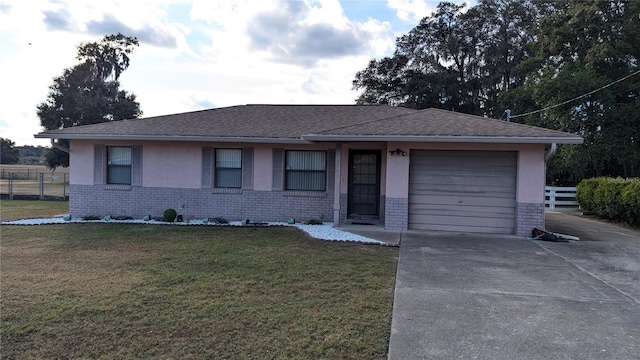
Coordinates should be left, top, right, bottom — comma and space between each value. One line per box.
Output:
0, 199, 69, 222
1, 223, 398, 359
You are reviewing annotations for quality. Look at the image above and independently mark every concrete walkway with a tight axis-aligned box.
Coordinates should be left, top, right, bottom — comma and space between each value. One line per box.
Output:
387, 216, 640, 359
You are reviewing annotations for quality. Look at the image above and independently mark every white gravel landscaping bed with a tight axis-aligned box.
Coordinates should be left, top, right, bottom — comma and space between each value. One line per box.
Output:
1, 217, 385, 245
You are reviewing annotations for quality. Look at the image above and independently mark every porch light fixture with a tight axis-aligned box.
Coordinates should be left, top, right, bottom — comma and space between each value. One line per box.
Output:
389, 148, 407, 156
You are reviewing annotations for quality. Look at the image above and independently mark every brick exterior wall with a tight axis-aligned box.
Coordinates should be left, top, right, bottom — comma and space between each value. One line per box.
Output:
339, 193, 348, 225
69, 185, 536, 236
379, 195, 386, 225
515, 202, 544, 237
70, 185, 334, 222
384, 197, 408, 230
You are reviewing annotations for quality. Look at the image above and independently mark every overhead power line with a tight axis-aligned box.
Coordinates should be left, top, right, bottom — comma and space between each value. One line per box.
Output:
510, 68, 640, 119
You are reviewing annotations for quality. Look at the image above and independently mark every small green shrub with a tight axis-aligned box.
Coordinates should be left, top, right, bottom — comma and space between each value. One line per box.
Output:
601, 178, 626, 220
82, 215, 102, 221
111, 215, 133, 221
621, 180, 640, 225
208, 217, 229, 224
576, 178, 599, 211
163, 208, 177, 222
306, 219, 323, 225
577, 177, 639, 225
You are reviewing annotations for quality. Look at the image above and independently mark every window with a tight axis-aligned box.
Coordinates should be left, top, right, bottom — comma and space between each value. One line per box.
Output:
285, 150, 326, 191
215, 148, 242, 188
107, 146, 132, 184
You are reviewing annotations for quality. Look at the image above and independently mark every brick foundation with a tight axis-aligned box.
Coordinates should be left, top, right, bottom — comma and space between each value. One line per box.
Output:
515, 202, 545, 237
384, 197, 408, 230
70, 185, 334, 222
339, 193, 348, 225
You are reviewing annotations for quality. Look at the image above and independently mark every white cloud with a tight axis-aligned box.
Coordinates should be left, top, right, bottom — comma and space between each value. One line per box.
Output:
1, 0, 396, 146
386, 0, 434, 22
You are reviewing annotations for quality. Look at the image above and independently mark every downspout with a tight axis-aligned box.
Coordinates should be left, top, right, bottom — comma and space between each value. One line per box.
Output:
51, 139, 70, 153
544, 143, 557, 162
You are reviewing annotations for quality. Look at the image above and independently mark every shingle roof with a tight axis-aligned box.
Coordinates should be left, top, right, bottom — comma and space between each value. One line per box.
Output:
35, 104, 583, 144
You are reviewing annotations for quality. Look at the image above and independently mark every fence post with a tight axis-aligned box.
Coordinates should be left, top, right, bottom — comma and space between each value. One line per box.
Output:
40, 172, 45, 200
549, 188, 556, 211
8, 172, 13, 200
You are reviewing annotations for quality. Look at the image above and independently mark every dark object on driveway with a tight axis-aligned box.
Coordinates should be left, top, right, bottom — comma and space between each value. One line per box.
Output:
532, 228, 568, 242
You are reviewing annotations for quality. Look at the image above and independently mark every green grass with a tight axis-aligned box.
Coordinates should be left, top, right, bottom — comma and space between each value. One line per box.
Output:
0, 199, 69, 222
1, 221, 398, 359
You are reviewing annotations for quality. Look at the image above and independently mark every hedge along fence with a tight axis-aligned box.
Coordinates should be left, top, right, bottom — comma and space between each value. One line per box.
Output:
576, 177, 640, 226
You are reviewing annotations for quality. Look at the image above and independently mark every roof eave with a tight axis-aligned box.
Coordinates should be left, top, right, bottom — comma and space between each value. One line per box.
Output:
302, 134, 584, 144
34, 133, 312, 144
34, 133, 584, 145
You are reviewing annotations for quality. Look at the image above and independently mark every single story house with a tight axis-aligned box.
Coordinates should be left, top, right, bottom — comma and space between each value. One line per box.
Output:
35, 105, 583, 236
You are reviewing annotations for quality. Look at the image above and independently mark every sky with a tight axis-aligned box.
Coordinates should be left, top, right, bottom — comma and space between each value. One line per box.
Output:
0, 0, 472, 146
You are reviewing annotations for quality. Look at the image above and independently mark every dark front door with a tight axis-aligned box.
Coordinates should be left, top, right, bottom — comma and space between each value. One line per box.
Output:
348, 150, 381, 220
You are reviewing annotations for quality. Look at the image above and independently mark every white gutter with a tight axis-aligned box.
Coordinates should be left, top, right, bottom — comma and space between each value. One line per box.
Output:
35, 134, 313, 144
301, 134, 584, 145
50, 139, 70, 153
35, 133, 583, 145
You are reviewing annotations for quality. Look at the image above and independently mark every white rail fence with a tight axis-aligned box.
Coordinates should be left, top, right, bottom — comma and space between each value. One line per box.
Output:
545, 186, 579, 212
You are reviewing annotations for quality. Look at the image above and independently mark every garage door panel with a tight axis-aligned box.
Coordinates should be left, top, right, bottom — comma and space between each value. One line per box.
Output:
409, 183, 517, 195
409, 222, 514, 234
410, 156, 516, 169
409, 150, 516, 235
409, 214, 515, 228
410, 170, 516, 183
410, 164, 516, 174
411, 150, 513, 160
409, 217, 515, 230
410, 194, 516, 207
410, 164, 516, 175
409, 204, 516, 218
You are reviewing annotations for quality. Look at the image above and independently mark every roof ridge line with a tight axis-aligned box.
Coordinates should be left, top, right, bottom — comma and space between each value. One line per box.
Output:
245, 104, 364, 107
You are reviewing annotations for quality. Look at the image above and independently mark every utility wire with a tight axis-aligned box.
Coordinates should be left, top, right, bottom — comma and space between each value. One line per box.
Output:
510, 68, 640, 119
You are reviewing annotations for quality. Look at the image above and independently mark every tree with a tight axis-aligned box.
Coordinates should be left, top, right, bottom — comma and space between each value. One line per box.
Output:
77, 33, 139, 82
353, 0, 545, 116
501, 0, 640, 182
1, 138, 20, 164
16, 145, 46, 164
37, 33, 142, 169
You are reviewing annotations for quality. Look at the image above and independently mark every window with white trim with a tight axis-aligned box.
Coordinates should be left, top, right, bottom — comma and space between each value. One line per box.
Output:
107, 146, 132, 184
285, 150, 326, 191
215, 148, 242, 188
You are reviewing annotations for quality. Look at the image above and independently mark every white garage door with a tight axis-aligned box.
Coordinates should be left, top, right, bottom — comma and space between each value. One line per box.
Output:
409, 150, 517, 234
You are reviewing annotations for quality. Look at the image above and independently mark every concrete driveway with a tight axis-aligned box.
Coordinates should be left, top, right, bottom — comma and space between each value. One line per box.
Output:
388, 214, 640, 359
